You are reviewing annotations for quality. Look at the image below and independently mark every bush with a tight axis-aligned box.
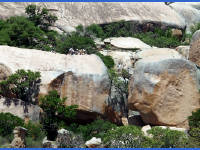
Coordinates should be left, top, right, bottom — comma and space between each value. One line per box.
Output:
39, 90, 78, 140
103, 125, 148, 148
25, 136, 43, 148
0, 113, 24, 137
148, 127, 188, 148
96, 52, 115, 69
70, 119, 117, 141
25, 4, 58, 32
133, 28, 181, 48
0, 69, 41, 104
85, 24, 104, 38
188, 109, 200, 128
56, 32, 96, 54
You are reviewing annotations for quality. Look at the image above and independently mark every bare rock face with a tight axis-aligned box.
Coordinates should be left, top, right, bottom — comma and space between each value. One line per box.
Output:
0, 46, 111, 122
104, 37, 151, 50
128, 57, 200, 128
0, 2, 186, 31
175, 46, 190, 59
189, 39, 200, 66
0, 97, 41, 122
190, 30, 200, 45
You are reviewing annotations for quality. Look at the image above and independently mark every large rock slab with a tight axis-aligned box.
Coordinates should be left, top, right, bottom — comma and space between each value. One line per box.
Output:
190, 30, 200, 45
128, 57, 200, 128
0, 46, 111, 122
0, 2, 186, 31
104, 37, 151, 50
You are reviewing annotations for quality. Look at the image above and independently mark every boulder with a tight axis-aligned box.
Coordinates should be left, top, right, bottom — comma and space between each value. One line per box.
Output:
175, 45, 190, 59
134, 48, 183, 61
128, 57, 200, 128
0, 46, 111, 122
42, 137, 58, 148
170, 3, 200, 33
104, 37, 151, 50
56, 129, 84, 148
0, 97, 41, 122
11, 127, 27, 148
85, 137, 102, 148
189, 39, 200, 66
0, 2, 186, 31
171, 29, 182, 39
190, 30, 200, 45
141, 125, 153, 138
100, 50, 136, 74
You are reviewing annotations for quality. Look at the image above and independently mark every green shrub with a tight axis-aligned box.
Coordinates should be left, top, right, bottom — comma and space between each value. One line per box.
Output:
39, 90, 78, 140
85, 24, 104, 38
133, 28, 181, 48
70, 119, 117, 141
25, 4, 58, 32
148, 127, 188, 148
25, 122, 45, 141
188, 109, 200, 128
56, 32, 96, 54
102, 20, 133, 38
103, 125, 148, 148
191, 22, 200, 35
96, 52, 114, 69
0, 113, 24, 137
25, 136, 43, 148
0, 69, 41, 104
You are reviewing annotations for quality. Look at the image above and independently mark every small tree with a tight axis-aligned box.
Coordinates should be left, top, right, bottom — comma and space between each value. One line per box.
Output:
25, 4, 58, 32
39, 90, 78, 140
0, 69, 41, 107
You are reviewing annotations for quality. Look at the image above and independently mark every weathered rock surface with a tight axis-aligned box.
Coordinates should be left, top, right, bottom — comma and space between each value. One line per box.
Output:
85, 137, 102, 148
42, 137, 58, 148
175, 45, 190, 59
0, 2, 186, 31
56, 129, 84, 148
142, 125, 153, 138
128, 57, 200, 128
189, 39, 200, 66
170, 3, 200, 33
0, 97, 41, 122
104, 37, 151, 50
0, 46, 111, 122
11, 127, 27, 148
100, 50, 136, 74
190, 30, 200, 45
135, 48, 183, 60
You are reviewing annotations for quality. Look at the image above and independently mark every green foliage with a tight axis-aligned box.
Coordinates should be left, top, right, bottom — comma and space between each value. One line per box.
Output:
69, 119, 117, 141
96, 52, 114, 69
25, 136, 43, 148
25, 4, 58, 32
85, 24, 104, 38
191, 22, 200, 35
0, 69, 41, 104
0, 113, 24, 137
103, 125, 149, 148
25, 122, 45, 141
56, 32, 96, 54
188, 109, 200, 128
102, 20, 133, 38
39, 90, 78, 140
133, 28, 181, 48
148, 127, 188, 148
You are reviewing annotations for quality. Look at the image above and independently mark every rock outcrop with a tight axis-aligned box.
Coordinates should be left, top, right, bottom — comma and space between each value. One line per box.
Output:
85, 137, 102, 148
175, 46, 190, 59
190, 30, 200, 45
11, 127, 27, 148
128, 55, 200, 128
0, 97, 41, 122
0, 2, 187, 32
0, 46, 111, 122
104, 37, 151, 50
189, 39, 200, 66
